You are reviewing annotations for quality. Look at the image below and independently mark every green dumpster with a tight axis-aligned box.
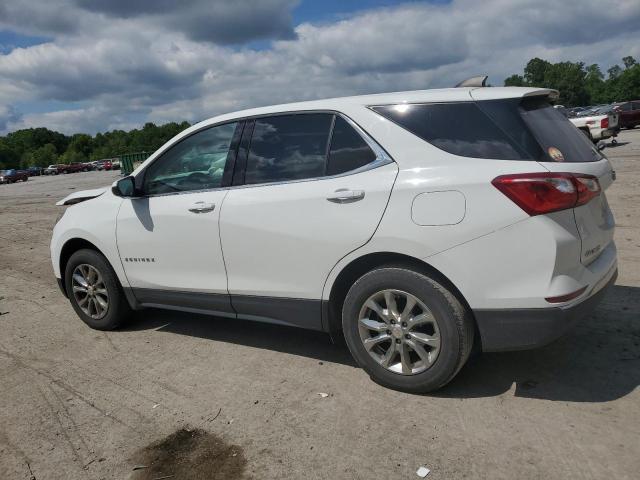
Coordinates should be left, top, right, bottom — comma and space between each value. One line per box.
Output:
119, 151, 151, 175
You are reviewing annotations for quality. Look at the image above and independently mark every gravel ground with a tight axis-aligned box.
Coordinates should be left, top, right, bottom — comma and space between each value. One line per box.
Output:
1, 131, 639, 479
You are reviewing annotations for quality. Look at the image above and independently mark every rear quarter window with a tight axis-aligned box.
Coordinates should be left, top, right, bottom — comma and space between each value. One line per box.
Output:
372, 98, 602, 163
371, 103, 530, 160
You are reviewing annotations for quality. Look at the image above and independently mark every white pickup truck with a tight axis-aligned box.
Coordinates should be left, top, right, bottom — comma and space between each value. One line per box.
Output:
569, 109, 619, 143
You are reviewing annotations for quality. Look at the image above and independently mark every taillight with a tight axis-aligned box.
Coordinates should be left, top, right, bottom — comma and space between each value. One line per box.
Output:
492, 173, 601, 215
600, 117, 609, 129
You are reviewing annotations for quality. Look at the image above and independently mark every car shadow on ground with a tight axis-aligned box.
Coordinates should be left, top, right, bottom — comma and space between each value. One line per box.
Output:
124, 285, 639, 403
604, 140, 630, 148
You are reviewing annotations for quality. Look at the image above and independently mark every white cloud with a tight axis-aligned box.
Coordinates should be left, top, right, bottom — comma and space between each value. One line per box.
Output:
1, 0, 639, 134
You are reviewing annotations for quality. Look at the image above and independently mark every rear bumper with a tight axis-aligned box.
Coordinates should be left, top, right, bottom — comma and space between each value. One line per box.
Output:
474, 267, 617, 352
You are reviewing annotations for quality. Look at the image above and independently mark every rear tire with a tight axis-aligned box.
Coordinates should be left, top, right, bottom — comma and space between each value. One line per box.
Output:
64, 249, 132, 330
342, 267, 474, 393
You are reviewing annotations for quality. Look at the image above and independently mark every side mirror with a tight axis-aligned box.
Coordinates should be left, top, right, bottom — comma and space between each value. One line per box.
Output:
112, 176, 137, 197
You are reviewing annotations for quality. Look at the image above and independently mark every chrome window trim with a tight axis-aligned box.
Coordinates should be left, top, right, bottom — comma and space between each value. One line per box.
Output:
135, 110, 394, 198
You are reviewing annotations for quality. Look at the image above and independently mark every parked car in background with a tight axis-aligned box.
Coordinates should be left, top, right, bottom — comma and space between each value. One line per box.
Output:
111, 160, 121, 170
27, 166, 44, 176
44, 164, 62, 175
613, 101, 640, 129
52, 85, 617, 392
0, 169, 29, 183
569, 109, 619, 143
64, 162, 89, 173
102, 160, 113, 170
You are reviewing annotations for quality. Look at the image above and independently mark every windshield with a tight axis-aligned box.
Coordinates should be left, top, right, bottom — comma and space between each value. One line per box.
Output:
0, 170, 14, 175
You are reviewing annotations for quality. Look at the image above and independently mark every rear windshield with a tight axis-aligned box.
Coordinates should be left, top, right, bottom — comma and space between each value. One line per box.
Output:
372, 97, 602, 163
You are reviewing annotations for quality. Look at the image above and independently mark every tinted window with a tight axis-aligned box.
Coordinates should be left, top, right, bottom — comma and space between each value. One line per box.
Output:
245, 114, 332, 184
632, 102, 640, 110
477, 99, 544, 160
372, 103, 529, 160
519, 97, 602, 163
373, 99, 602, 163
144, 122, 238, 195
327, 116, 377, 175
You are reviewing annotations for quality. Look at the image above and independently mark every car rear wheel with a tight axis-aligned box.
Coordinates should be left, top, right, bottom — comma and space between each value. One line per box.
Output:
64, 249, 132, 330
342, 267, 474, 393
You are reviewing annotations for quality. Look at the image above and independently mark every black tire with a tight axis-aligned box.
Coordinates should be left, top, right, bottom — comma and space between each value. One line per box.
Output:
342, 267, 474, 393
64, 249, 132, 330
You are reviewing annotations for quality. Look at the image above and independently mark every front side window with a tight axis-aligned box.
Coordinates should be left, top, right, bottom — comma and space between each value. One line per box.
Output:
245, 114, 333, 184
143, 122, 238, 195
327, 116, 377, 175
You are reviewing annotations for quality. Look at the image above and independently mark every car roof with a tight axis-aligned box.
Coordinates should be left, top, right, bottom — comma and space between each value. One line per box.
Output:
194, 86, 556, 127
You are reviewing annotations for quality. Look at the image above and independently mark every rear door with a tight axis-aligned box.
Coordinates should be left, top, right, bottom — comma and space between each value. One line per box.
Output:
219, 113, 397, 328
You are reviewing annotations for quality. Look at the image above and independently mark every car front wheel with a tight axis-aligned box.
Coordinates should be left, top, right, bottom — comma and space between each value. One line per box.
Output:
64, 249, 132, 330
342, 267, 474, 393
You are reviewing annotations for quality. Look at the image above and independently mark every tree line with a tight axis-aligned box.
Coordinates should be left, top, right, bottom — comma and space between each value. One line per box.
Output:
2, 55, 638, 169
505, 56, 640, 107
0, 121, 191, 170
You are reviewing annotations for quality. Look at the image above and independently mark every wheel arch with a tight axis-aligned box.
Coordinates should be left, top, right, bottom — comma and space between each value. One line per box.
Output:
324, 251, 475, 336
59, 238, 103, 296
58, 237, 140, 310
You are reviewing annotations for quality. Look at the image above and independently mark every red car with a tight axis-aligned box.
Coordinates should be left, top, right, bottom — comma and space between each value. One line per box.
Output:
613, 101, 640, 129
0, 169, 29, 184
66, 162, 89, 173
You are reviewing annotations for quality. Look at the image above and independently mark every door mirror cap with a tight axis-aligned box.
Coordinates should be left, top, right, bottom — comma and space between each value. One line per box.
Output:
112, 176, 137, 197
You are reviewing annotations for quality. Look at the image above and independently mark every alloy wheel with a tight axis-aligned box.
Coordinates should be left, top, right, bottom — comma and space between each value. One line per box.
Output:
358, 289, 440, 375
71, 264, 109, 319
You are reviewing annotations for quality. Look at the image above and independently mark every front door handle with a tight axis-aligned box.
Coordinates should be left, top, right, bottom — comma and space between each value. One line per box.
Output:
326, 189, 365, 204
188, 201, 216, 213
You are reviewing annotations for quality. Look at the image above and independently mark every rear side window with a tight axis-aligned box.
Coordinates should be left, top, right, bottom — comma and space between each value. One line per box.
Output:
372, 103, 530, 160
518, 97, 602, 163
327, 116, 377, 175
245, 114, 333, 184
373, 98, 602, 163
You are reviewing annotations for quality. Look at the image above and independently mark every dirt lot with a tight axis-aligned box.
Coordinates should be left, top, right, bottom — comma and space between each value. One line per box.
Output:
1, 132, 639, 480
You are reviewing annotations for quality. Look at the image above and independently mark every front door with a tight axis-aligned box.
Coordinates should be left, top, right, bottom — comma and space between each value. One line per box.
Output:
116, 121, 241, 314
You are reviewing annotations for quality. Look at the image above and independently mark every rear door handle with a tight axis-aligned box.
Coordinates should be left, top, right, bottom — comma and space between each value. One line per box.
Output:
188, 201, 216, 213
326, 189, 365, 204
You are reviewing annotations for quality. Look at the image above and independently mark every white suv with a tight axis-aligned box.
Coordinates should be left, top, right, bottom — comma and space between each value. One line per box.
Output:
51, 86, 617, 392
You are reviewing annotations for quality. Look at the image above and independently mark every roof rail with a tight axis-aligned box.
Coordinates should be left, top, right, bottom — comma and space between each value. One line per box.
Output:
454, 75, 488, 88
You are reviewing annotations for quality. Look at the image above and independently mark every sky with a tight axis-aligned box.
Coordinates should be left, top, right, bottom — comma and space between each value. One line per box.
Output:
0, 0, 639, 135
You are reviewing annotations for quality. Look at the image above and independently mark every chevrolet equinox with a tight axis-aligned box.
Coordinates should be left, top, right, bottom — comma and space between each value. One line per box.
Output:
51, 85, 617, 392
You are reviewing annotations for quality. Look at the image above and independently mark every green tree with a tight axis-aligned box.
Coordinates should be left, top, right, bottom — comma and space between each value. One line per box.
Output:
504, 74, 525, 86
31, 143, 58, 167
622, 56, 637, 69
607, 64, 622, 79
611, 63, 640, 101
523, 58, 551, 86
0, 140, 20, 169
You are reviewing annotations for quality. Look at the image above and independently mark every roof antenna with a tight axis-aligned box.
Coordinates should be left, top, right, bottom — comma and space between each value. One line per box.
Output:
454, 75, 488, 88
